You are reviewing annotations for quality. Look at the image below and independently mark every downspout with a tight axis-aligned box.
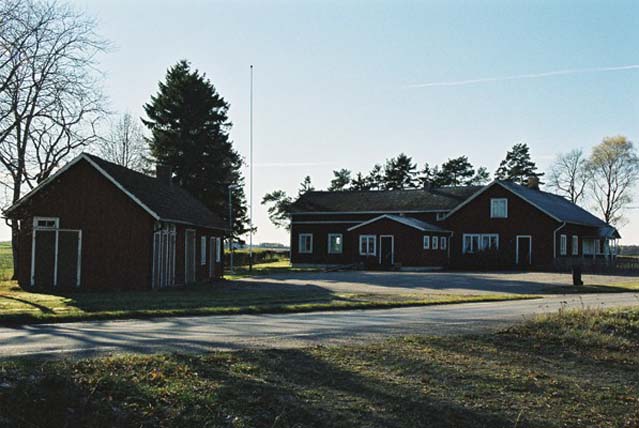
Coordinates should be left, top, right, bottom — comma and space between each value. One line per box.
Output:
552, 222, 567, 260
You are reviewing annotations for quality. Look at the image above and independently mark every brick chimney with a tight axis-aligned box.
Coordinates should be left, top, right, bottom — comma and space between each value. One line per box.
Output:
423, 180, 433, 192
156, 164, 172, 185
527, 176, 539, 190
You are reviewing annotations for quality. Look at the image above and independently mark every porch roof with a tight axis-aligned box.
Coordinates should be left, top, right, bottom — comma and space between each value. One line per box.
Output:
347, 214, 450, 233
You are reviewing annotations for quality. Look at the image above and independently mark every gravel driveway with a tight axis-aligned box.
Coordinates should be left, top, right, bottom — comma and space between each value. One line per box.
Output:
234, 270, 638, 295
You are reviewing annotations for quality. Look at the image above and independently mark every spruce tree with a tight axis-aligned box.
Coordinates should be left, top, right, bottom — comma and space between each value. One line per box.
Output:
143, 60, 249, 233
494, 143, 543, 184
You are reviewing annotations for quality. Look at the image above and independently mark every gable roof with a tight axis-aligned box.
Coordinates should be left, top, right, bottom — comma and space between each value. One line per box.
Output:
347, 214, 450, 232
291, 186, 483, 214
445, 180, 620, 237
4, 153, 227, 230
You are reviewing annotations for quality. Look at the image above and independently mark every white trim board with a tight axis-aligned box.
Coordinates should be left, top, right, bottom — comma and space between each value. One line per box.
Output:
3, 154, 229, 231
291, 209, 449, 215
347, 214, 450, 232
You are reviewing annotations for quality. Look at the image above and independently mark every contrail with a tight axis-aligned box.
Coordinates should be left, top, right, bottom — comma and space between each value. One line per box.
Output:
407, 64, 639, 88
255, 161, 335, 168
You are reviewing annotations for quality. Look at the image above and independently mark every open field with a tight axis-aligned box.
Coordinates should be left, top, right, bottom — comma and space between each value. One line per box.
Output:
0, 307, 637, 427
0, 242, 12, 281
0, 279, 529, 325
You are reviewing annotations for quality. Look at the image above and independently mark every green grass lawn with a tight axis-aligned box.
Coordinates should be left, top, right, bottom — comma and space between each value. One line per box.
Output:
0, 307, 637, 427
0, 241, 12, 281
0, 279, 530, 325
225, 259, 320, 279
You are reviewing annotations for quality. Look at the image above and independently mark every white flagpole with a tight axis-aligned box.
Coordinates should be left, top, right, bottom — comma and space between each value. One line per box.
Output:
249, 65, 254, 271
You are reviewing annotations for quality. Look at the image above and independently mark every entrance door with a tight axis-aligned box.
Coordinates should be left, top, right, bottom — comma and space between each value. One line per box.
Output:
209, 237, 216, 278
380, 235, 394, 268
152, 224, 176, 288
31, 228, 82, 288
516, 236, 532, 268
184, 229, 196, 283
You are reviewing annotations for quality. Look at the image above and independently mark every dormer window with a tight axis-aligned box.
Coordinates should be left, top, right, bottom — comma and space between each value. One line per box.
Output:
490, 198, 508, 218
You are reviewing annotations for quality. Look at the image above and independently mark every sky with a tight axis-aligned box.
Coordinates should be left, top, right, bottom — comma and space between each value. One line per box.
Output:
4, 0, 639, 244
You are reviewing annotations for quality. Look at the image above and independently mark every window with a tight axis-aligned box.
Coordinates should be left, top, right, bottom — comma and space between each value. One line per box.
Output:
432, 236, 439, 250
560, 234, 567, 256
572, 235, 578, 256
201, 236, 207, 265
423, 235, 430, 249
463, 234, 499, 254
328, 233, 343, 254
33, 217, 59, 229
436, 212, 446, 221
216, 237, 222, 262
490, 198, 508, 218
441, 237, 447, 250
359, 235, 376, 256
583, 239, 595, 255
298, 233, 313, 254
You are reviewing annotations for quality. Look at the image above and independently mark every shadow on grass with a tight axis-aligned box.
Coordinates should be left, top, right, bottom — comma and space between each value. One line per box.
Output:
3, 310, 639, 427
0, 294, 55, 314
1, 349, 524, 428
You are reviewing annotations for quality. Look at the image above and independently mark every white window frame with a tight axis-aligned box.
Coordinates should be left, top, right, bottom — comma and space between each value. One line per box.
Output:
327, 233, 343, 254
33, 217, 59, 229
432, 236, 439, 250
216, 237, 222, 262
440, 236, 447, 250
298, 233, 313, 254
490, 198, 508, 218
436, 212, 446, 221
463, 233, 499, 254
200, 236, 207, 265
560, 234, 567, 256
572, 235, 578, 256
423, 235, 430, 249
359, 235, 376, 256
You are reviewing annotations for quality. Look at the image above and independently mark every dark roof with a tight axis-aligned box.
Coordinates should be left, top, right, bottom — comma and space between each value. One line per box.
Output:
348, 214, 450, 232
291, 186, 483, 213
84, 154, 227, 229
498, 181, 614, 230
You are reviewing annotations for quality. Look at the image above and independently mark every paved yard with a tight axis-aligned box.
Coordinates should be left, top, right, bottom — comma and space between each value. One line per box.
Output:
234, 270, 639, 295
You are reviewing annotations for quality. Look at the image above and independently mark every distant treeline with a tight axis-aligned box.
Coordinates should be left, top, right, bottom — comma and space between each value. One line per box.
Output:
619, 246, 639, 256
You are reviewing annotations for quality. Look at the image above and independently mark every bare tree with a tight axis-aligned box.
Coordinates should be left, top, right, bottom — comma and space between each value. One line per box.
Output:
0, 0, 108, 275
587, 136, 639, 226
97, 112, 148, 172
547, 149, 590, 204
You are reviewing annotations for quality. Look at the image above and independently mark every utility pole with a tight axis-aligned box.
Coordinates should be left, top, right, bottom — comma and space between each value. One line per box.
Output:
228, 184, 241, 274
249, 64, 254, 271
228, 186, 234, 273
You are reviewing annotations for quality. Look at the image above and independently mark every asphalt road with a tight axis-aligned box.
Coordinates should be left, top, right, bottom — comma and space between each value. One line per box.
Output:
1, 292, 638, 359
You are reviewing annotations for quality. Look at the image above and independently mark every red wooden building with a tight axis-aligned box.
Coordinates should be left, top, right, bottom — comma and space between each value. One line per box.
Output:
290, 178, 620, 271
4, 153, 227, 290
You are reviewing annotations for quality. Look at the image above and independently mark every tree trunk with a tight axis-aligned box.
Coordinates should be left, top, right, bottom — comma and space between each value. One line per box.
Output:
10, 161, 23, 281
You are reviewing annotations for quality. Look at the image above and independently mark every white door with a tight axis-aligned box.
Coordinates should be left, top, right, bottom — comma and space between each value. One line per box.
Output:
184, 229, 196, 283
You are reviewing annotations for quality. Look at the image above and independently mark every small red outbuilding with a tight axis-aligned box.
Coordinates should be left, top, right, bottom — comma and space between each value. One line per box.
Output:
4, 153, 227, 290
